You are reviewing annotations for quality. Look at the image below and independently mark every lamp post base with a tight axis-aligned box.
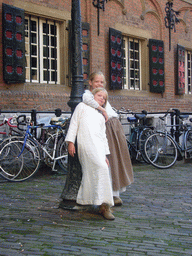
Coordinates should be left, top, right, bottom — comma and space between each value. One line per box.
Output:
59, 199, 79, 211
59, 200, 100, 214
60, 151, 82, 200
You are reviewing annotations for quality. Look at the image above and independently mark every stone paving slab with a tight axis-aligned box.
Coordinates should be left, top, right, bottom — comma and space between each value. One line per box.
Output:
0, 160, 192, 255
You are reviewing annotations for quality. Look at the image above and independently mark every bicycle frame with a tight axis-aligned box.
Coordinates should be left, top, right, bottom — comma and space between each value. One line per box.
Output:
127, 127, 143, 160
126, 120, 154, 162
18, 123, 67, 171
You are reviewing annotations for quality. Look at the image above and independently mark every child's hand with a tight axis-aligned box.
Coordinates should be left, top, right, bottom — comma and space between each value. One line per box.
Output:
102, 110, 108, 122
68, 142, 76, 157
97, 106, 108, 122
105, 157, 109, 166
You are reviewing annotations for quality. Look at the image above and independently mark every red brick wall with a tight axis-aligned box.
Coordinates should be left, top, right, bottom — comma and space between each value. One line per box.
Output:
0, 90, 71, 111
0, 0, 192, 113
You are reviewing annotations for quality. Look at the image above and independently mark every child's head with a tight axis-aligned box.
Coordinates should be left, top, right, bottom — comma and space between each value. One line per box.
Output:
89, 71, 106, 91
92, 88, 108, 108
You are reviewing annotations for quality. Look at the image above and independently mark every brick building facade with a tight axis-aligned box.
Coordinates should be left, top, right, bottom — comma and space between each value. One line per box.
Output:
0, 0, 192, 113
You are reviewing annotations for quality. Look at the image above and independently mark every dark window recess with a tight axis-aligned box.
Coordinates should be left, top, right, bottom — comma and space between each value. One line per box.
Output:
149, 39, 165, 93
68, 21, 90, 88
176, 45, 185, 95
2, 3, 25, 83
109, 28, 123, 90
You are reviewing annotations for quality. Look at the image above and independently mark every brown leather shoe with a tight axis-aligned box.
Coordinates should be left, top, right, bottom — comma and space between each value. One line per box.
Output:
99, 203, 115, 220
113, 196, 123, 206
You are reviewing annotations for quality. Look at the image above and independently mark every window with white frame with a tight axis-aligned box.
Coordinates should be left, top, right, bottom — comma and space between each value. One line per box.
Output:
25, 16, 60, 84
187, 50, 192, 94
122, 37, 141, 90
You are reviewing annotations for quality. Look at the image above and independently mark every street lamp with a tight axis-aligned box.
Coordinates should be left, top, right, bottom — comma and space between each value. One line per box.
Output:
164, 0, 180, 51
92, 0, 110, 36
60, 0, 84, 209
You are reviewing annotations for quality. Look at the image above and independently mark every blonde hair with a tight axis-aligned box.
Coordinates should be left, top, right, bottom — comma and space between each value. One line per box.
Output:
92, 88, 108, 107
89, 71, 106, 87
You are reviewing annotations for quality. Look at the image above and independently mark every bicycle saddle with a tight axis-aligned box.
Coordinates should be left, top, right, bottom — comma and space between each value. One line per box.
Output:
134, 113, 146, 120
127, 116, 137, 122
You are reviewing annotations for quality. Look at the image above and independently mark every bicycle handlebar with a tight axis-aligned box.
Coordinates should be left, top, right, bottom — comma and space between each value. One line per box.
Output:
113, 107, 148, 116
17, 114, 69, 131
159, 108, 175, 120
16, 115, 27, 131
159, 108, 185, 121
7, 117, 17, 128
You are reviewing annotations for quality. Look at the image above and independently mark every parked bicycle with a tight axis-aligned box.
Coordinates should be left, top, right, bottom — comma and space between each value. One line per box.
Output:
0, 114, 28, 145
0, 114, 33, 155
144, 108, 192, 169
0, 115, 69, 182
115, 108, 154, 163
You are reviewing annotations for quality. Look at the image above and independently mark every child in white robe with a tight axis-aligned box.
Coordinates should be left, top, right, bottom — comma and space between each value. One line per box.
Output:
65, 88, 115, 220
83, 71, 134, 206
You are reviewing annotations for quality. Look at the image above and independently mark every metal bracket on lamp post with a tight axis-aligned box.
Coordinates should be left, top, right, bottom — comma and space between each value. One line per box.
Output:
92, 0, 110, 36
164, 0, 180, 51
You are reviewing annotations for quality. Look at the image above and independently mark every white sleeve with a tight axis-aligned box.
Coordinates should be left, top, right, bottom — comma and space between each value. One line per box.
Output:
101, 119, 110, 155
105, 101, 118, 118
82, 90, 99, 109
65, 103, 82, 144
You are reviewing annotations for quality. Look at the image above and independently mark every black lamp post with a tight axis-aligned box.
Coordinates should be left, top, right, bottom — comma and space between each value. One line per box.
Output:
68, 1, 84, 112
60, 0, 84, 208
164, 0, 180, 51
92, 0, 110, 36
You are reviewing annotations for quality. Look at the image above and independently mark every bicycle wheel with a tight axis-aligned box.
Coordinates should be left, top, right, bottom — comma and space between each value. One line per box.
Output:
0, 139, 41, 181
185, 129, 192, 158
139, 128, 154, 163
19, 138, 41, 181
144, 133, 177, 169
0, 141, 24, 181
0, 135, 24, 148
56, 136, 68, 173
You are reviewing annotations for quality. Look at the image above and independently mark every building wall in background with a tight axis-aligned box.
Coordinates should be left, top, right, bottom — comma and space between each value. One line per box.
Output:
0, 0, 192, 113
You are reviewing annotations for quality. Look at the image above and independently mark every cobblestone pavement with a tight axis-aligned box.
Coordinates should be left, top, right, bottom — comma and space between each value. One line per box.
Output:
0, 160, 192, 256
